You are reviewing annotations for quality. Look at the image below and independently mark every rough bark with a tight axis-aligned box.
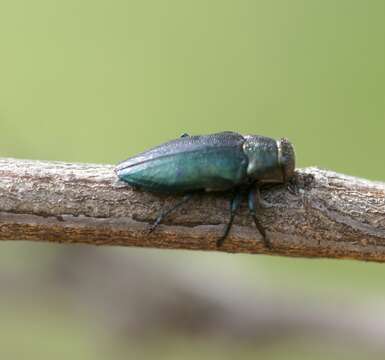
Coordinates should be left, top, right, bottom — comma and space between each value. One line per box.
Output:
0, 157, 384, 262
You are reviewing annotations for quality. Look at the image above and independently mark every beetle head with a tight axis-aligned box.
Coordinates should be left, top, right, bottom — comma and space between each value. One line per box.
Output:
277, 138, 295, 181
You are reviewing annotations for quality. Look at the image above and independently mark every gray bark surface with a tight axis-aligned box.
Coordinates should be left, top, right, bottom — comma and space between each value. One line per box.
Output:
0, 157, 384, 261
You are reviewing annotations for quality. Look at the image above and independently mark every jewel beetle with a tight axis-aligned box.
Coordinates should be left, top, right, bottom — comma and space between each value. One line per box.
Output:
115, 131, 295, 248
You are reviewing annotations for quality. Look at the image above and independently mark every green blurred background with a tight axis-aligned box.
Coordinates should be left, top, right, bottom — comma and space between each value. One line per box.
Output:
1, 0, 385, 359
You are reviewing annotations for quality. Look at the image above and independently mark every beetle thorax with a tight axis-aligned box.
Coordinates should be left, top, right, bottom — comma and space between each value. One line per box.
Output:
243, 135, 295, 184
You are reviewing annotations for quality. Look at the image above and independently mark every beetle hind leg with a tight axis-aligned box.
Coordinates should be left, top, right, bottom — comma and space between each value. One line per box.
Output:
248, 187, 270, 249
216, 191, 243, 247
149, 194, 193, 233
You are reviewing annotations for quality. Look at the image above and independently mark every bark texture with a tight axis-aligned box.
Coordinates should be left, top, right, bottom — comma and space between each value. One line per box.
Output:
0, 157, 384, 261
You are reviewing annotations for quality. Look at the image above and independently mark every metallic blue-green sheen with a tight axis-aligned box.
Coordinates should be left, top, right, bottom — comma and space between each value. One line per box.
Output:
115, 131, 295, 194
115, 132, 248, 193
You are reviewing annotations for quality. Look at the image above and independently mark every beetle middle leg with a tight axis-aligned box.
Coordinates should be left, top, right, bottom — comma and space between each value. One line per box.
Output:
149, 194, 193, 233
248, 187, 270, 249
216, 191, 243, 247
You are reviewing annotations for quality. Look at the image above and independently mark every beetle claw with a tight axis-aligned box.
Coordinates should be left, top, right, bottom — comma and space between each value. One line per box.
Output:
148, 218, 161, 235
148, 224, 157, 234
262, 235, 272, 250
216, 236, 226, 248
287, 178, 299, 195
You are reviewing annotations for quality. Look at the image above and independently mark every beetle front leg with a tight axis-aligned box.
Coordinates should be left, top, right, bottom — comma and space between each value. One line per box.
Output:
287, 176, 299, 196
216, 191, 243, 248
149, 194, 193, 233
248, 187, 270, 249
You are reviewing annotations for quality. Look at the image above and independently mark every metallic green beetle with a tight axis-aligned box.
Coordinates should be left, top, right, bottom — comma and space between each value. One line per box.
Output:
115, 131, 295, 247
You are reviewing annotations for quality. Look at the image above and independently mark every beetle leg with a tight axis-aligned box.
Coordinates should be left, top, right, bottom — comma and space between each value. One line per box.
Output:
248, 187, 270, 249
216, 191, 243, 247
287, 177, 299, 196
149, 194, 193, 233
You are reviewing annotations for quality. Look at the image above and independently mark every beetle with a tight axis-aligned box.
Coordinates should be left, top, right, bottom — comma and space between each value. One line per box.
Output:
115, 131, 295, 248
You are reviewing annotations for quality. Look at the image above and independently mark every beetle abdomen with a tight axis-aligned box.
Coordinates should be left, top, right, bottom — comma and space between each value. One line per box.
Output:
116, 132, 248, 193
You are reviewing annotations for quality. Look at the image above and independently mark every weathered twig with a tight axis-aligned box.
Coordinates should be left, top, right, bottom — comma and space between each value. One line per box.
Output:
0, 157, 384, 261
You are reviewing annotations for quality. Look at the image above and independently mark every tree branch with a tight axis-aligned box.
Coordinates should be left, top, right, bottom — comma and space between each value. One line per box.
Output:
0, 157, 384, 261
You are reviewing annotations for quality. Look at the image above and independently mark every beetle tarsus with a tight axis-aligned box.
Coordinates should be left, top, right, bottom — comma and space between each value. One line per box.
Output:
216, 191, 243, 247
248, 187, 270, 249
148, 194, 193, 234
287, 177, 299, 196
